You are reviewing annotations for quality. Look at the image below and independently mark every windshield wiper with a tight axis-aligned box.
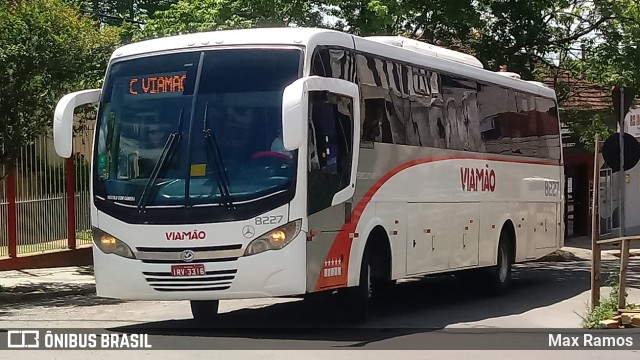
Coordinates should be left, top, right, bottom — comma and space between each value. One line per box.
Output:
202, 103, 235, 209
137, 107, 185, 211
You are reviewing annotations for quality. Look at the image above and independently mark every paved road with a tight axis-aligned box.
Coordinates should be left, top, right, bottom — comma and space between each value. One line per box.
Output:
1, 260, 639, 359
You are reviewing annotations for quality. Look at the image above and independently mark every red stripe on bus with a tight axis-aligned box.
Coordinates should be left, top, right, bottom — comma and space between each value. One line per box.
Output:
314, 155, 561, 291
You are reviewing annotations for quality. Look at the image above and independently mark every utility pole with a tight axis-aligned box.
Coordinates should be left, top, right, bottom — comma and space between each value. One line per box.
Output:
619, 87, 626, 238
591, 134, 601, 308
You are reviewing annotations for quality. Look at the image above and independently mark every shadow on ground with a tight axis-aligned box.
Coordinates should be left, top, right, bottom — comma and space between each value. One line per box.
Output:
73, 265, 94, 276
1, 286, 122, 310
106, 260, 612, 348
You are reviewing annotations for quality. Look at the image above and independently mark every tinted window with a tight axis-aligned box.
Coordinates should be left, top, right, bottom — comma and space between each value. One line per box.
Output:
310, 47, 356, 82
357, 53, 411, 145
478, 83, 560, 160
441, 75, 482, 151
331, 49, 561, 161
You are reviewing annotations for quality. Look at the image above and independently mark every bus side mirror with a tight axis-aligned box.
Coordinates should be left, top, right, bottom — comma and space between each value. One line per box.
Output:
282, 79, 308, 151
53, 89, 101, 158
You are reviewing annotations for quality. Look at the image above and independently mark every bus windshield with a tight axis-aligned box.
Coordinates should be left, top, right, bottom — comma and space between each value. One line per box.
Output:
93, 48, 301, 214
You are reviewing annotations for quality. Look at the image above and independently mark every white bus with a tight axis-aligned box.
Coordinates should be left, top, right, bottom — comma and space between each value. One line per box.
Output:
53, 27, 563, 322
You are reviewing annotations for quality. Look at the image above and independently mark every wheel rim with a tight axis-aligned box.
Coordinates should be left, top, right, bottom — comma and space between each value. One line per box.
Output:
498, 245, 508, 283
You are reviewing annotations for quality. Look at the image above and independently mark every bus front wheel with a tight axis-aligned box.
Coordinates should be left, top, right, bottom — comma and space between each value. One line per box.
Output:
190, 300, 220, 322
343, 249, 371, 323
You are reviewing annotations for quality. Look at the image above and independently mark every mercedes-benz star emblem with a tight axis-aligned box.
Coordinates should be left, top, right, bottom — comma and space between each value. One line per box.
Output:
242, 225, 255, 238
181, 250, 195, 263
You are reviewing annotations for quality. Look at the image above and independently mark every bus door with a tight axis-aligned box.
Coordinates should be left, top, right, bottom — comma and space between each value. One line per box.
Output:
281, 76, 361, 292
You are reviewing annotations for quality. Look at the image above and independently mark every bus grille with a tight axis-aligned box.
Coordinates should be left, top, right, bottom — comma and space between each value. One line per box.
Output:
142, 269, 237, 292
134, 244, 243, 264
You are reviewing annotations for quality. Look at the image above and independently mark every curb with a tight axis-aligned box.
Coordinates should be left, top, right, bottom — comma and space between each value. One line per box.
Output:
538, 249, 640, 262
0, 284, 96, 304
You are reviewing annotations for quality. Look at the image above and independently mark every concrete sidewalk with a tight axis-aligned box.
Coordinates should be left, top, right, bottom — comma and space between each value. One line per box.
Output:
1, 238, 639, 304
0, 265, 96, 304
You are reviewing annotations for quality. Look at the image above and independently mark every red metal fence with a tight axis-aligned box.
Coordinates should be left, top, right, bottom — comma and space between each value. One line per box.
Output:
0, 123, 93, 267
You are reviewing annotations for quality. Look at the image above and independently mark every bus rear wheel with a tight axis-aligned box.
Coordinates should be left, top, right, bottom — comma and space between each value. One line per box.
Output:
488, 231, 513, 294
190, 300, 220, 322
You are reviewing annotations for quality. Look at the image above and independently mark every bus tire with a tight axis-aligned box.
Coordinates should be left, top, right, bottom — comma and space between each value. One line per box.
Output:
488, 230, 513, 294
190, 300, 220, 322
344, 249, 371, 323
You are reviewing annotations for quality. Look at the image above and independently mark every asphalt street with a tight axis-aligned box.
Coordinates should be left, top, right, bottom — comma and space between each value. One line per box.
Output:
1, 259, 639, 359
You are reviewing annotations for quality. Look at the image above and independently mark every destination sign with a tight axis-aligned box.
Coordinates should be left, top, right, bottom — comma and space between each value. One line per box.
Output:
128, 72, 187, 95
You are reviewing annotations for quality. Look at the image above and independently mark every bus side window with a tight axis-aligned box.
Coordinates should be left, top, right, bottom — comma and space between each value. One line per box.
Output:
307, 92, 354, 215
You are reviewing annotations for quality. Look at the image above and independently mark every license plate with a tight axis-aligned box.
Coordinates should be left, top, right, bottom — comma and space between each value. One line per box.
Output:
171, 264, 205, 277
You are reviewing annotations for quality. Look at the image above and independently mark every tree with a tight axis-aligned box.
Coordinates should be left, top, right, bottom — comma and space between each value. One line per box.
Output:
63, 0, 175, 24
62, 0, 177, 41
136, 0, 322, 40
0, 0, 121, 173
578, 0, 640, 89
323, 0, 484, 42
562, 109, 615, 151
133, 0, 620, 81
323, 0, 619, 78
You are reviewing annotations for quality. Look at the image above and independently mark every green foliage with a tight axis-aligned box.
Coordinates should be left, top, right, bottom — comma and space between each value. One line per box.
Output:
63, 0, 174, 24
561, 109, 615, 151
137, 0, 253, 38
75, 229, 92, 240
0, 0, 121, 171
579, 0, 640, 89
136, 0, 323, 40
581, 265, 638, 328
582, 301, 616, 329
321, 0, 619, 79
582, 268, 620, 329
133, 0, 626, 85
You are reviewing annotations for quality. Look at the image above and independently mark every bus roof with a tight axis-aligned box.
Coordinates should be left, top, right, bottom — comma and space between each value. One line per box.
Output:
111, 27, 556, 100
111, 27, 350, 59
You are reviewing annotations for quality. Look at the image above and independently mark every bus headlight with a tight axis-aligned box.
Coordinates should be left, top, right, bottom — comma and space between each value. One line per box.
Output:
92, 228, 136, 259
244, 219, 302, 256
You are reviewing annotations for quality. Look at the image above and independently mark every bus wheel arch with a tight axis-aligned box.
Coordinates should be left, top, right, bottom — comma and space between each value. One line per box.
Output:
365, 225, 392, 286
343, 224, 392, 322
354, 224, 395, 297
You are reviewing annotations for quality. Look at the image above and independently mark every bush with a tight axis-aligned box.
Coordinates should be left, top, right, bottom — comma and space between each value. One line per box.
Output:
0, 0, 120, 170
75, 230, 92, 240
581, 265, 638, 328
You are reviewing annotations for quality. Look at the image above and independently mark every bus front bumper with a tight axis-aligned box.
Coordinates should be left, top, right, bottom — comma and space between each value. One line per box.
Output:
92, 236, 306, 300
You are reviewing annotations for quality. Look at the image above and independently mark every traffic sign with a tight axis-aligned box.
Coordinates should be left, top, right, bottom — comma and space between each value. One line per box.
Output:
602, 132, 640, 172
